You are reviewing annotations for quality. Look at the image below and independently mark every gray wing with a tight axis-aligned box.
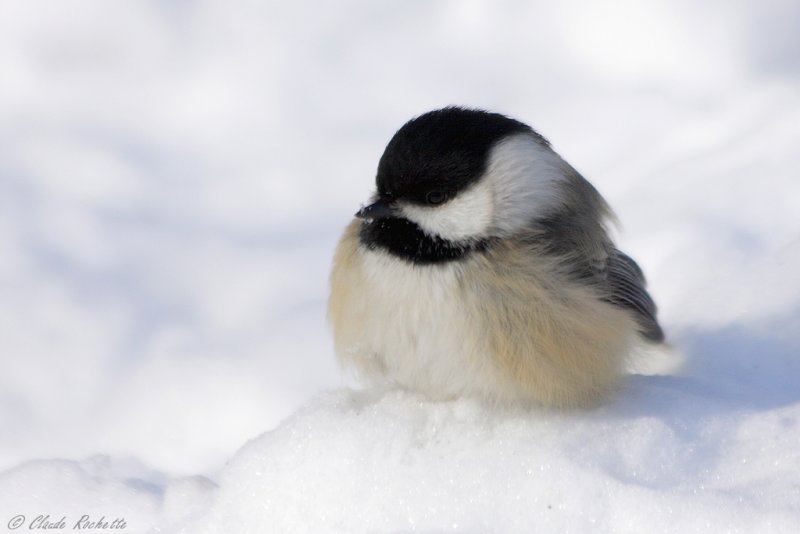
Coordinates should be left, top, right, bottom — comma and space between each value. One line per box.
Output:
531, 208, 664, 342
601, 249, 664, 343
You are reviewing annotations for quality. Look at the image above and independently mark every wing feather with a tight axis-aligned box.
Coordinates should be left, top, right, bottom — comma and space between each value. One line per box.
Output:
601, 249, 664, 342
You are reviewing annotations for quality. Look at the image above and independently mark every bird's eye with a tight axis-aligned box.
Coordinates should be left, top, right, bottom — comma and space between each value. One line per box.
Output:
426, 191, 447, 205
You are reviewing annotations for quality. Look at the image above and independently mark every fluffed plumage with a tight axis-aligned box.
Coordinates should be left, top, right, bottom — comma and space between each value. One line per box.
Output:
329, 107, 664, 408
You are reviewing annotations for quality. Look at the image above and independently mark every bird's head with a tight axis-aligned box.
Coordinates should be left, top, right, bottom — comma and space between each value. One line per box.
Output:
357, 108, 573, 249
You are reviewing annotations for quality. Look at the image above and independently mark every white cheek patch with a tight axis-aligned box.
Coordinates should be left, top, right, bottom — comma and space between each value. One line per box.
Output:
485, 134, 569, 235
401, 179, 494, 242
399, 134, 569, 242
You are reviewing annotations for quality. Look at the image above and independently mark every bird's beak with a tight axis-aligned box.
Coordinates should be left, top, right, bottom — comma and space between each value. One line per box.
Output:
355, 199, 395, 220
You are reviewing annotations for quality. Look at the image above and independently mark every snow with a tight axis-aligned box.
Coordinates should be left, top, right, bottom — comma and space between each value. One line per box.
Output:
190, 384, 800, 533
1, 0, 799, 532
0, 456, 165, 531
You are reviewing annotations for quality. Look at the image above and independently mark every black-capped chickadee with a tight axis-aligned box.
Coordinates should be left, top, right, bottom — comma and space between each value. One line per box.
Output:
329, 107, 664, 408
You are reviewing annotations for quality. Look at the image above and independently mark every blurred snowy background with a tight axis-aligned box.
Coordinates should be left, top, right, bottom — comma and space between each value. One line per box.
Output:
1, 0, 799, 531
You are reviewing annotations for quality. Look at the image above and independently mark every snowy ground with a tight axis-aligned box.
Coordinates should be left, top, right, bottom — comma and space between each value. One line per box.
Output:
1, 1, 799, 532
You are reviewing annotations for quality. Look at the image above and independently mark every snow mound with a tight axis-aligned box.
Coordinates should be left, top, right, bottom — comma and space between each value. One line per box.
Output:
0, 456, 164, 533
0, 455, 220, 533
189, 373, 800, 534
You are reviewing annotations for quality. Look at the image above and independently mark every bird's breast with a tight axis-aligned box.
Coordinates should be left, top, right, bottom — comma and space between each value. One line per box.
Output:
329, 225, 494, 399
328, 220, 637, 407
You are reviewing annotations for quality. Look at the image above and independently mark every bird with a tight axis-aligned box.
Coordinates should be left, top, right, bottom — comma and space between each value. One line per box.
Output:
328, 107, 664, 408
